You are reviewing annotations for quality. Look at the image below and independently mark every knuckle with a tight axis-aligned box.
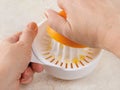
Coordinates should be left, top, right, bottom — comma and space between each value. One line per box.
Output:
25, 29, 36, 38
17, 41, 32, 50
17, 41, 32, 55
57, 0, 62, 5
62, 23, 73, 40
18, 41, 25, 46
57, 0, 66, 8
10, 35, 18, 40
24, 29, 34, 34
17, 41, 28, 48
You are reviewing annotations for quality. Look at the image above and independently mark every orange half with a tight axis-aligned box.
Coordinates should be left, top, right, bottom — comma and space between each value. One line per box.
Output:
47, 11, 86, 48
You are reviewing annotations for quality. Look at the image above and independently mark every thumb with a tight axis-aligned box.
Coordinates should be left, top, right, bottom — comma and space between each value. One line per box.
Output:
45, 9, 71, 38
19, 22, 38, 45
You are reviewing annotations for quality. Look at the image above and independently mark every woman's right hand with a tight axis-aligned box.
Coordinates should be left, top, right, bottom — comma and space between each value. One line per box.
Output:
45, 0, 120, 54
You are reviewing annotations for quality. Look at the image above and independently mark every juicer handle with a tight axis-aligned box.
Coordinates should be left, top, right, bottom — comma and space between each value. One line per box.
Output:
30, 21, 46, 64
31, 52, 40, 63
31, 47, 42, 64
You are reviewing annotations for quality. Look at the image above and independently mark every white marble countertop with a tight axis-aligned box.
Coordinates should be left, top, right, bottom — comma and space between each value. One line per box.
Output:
0, 0, 120, 90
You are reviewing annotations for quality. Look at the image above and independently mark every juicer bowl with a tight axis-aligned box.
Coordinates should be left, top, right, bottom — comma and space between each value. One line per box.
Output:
31, 21, 102, 80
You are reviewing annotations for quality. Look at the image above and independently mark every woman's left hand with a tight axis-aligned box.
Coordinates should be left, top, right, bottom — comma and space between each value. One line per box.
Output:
0, 22, 43, 90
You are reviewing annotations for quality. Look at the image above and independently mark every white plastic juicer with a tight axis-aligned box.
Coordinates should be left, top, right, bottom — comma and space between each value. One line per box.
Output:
31, 11, 102, 80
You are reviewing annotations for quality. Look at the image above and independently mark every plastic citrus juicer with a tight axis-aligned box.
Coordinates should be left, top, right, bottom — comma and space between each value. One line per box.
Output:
31, 11, 102, 80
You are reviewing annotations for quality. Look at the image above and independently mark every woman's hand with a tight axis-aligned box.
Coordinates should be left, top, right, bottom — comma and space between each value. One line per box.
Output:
0, 22, 43, 90
46, 0, 120, 54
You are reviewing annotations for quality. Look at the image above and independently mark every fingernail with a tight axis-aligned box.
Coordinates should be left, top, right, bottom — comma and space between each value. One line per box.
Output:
27, 22, 38, 31
37, 65, 44, 72
21, 77, 33, 84
21, 78, 26, 82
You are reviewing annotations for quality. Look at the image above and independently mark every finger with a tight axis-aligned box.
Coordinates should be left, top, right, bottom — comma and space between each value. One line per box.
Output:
45, 9, 71, 37
31, 63, 44, 73
20, 67, 34, 84
5, 32, 22, 43
19, 22, 38, 46
57, 0, 65, 10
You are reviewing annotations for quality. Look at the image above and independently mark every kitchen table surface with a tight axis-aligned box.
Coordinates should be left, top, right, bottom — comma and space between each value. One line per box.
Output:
0, 0, 120, 90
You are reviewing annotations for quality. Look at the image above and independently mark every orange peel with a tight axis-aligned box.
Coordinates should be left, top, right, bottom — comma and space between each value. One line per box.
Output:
47, 11, 86, 48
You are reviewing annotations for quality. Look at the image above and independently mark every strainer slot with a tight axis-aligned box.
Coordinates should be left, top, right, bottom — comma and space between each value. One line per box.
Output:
65, 63, 68, 69
88, 52, 93, 55
79, 61, 85, 66
42, 51, 50, 55
75, 63, 79, 68
55, 60, 59, 65
83, 58, 89, 63
45, 55, 52, 60
71, 63, 73, 69
60, 62, 63, 67
50, 58, 55, 63
86, 56, 93, 60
